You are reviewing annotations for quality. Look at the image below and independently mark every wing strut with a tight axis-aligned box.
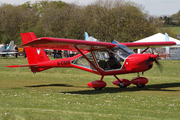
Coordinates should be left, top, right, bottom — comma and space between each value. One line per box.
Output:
141, 47, 149, 53
74, 45, 102, 74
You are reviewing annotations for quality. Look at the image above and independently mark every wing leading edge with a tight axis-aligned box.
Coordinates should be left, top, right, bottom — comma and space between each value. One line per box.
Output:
120, 41, 176, 49
20, 32, 176, 50
20, 33, 116, 51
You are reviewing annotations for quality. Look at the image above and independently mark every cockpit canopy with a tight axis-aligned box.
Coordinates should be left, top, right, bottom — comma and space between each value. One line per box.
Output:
94, 44, 134, 61
72, 44, 134, 71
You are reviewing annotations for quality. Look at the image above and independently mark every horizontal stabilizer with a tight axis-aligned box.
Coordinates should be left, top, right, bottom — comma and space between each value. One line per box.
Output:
0, 52, 18, 55
6, 64, 52, 72
6, 64, 37, 68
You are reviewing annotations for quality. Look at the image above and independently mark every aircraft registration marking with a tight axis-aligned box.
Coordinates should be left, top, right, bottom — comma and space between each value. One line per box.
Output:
57, 60, 70, 66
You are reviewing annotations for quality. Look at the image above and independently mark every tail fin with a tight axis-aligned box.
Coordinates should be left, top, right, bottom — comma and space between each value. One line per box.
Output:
85, 32, 89, 41
20, 32, 50, 72
84, 32, 98, 41
7, 41, 14, 50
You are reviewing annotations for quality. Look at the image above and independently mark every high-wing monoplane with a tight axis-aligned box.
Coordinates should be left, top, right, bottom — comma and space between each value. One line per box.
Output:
0, 41, 18, 57
6, 32, 176, 90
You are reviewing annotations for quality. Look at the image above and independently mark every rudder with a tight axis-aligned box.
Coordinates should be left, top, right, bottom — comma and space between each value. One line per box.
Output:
21, 32, 50, 72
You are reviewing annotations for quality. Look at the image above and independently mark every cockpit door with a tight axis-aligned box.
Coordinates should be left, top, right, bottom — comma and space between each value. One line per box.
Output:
93, 50, 123, 71
93, 44, 134, 71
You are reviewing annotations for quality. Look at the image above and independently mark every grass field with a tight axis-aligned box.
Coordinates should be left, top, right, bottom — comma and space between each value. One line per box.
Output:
170, 27, 180, 34
160, 27, 180, 35
0, 56, 180, 120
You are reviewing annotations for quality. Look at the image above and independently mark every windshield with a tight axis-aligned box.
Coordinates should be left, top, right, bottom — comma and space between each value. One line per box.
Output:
111, 44, 134, 59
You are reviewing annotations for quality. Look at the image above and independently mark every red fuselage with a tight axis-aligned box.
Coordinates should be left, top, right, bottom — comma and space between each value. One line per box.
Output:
35, 52, 157, 76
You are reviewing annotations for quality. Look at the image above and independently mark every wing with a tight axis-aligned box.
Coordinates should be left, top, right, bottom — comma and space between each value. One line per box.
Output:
0, 52, 18, 54
120, 41, 176, 49
20, 32, 176, 51
20, 36, 116, 51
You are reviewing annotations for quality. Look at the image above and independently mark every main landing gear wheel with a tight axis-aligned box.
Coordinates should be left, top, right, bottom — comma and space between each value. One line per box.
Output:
119, 84, 127, 88
87, 80, 106, 90
94, 87, 102, 90
136, 83, 145, 88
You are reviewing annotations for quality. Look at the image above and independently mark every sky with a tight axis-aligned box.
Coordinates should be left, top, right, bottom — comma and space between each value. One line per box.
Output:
0, 0, 180, 16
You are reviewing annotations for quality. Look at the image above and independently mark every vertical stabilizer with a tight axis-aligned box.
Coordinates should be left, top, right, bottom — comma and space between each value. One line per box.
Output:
84, 32, 98, 41
85, 32, 89, 41
20, 32, 50, 72
7, 41, 14, 51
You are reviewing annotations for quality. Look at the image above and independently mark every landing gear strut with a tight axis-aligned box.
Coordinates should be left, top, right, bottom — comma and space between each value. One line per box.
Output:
113, 73, 148, 88
113, 75, 131, 88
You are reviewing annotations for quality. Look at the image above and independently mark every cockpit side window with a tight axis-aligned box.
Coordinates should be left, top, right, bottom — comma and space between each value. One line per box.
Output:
71, 44, 134, 71
72, 53, 96, 70
107, 52, 122, 69
93, 51, 109, 70
93, 45, 134, 71
93, 50, 122, 70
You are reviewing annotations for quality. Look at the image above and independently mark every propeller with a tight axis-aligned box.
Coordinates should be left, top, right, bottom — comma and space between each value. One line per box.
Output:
154, 59, 163, 72
149, 54, 163, 73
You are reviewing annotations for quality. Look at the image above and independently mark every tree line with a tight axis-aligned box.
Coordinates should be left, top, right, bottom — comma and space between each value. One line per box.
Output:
0, 0, 177, 45
160, 10, 180, 26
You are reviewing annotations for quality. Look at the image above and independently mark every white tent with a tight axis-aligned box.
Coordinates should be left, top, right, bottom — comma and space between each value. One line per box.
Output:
134, 33, 180, 59
134, 33, 180, 45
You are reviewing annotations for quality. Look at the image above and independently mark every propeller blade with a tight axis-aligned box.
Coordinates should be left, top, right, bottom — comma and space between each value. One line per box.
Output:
154, 59, 163, 73
148, 54, 163, 73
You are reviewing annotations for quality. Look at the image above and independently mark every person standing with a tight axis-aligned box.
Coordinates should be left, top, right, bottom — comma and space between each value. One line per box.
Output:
53, 50, 57, 58
14, 45, 18, 58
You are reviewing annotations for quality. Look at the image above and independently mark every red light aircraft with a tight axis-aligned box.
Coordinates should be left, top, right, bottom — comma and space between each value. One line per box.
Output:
6, 32, 176, 90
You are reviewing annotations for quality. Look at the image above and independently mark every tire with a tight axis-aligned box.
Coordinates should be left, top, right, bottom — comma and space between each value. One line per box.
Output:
136, 83, 145, 88
94, 87, 102, 90
119, 85, 127, 88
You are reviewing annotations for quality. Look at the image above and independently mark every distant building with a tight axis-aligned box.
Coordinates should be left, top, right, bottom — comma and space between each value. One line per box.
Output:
177, 35, 180, 39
